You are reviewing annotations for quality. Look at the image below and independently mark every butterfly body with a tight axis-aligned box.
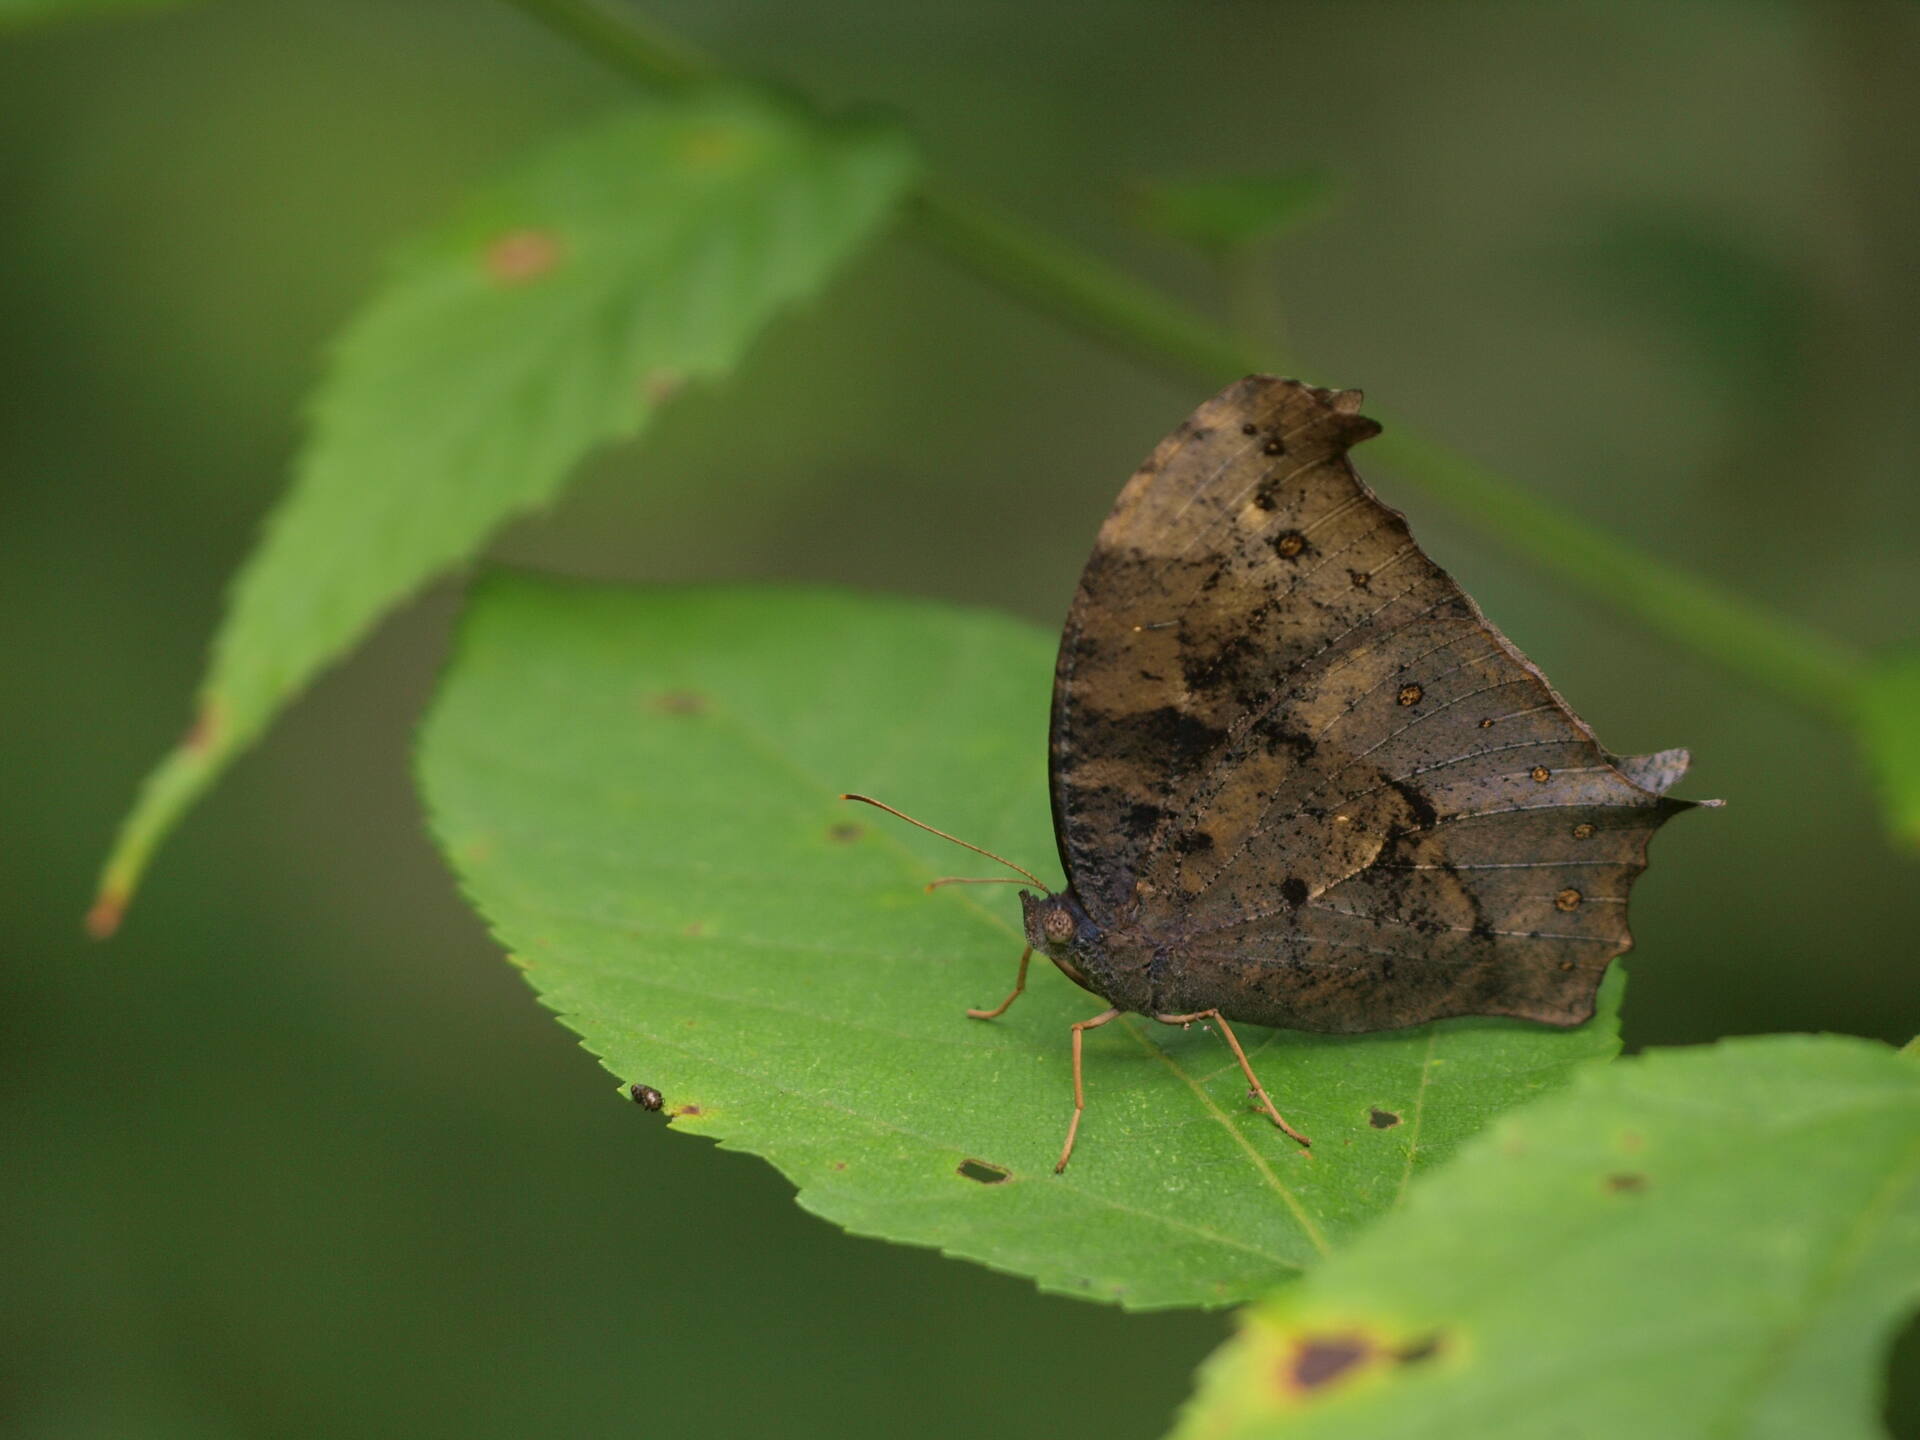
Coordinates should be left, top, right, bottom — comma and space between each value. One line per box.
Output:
1036, 377, 1702, 1047
860, 375, 1709, 1170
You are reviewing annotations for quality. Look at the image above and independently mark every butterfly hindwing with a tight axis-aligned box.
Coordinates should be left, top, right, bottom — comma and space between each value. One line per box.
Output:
1048, 377, 1698, 1032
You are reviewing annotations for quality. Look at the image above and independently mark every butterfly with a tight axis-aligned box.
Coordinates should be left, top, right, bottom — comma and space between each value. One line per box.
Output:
851, 376, 1710, 1171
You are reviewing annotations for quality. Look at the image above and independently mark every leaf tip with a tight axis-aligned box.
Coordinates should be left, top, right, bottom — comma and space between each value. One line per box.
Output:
84, 886, 127, 941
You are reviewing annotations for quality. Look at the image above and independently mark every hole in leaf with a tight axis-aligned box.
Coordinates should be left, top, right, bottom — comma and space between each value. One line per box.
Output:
957, 1158, 1011, 1185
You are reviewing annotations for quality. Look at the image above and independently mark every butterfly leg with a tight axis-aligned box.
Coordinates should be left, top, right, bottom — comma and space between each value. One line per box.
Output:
1055, 1007, 1122, 1173
967, 946, 1032, 1020
1154, 1009, 1310, 1148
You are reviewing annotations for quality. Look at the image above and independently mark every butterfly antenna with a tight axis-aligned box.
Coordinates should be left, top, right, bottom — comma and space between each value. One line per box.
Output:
840, 794, 1048, 889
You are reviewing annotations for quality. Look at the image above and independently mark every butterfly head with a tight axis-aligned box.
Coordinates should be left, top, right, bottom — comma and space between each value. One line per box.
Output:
1020, 890, 1073, 944
1020, 889, 1105, 995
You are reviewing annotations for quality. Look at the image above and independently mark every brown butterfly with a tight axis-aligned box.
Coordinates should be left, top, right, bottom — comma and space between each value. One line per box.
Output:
851, 376, 1710, 1171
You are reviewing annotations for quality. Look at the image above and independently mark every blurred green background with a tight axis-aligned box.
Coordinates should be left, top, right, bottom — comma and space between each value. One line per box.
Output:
5, 1, 1917, 1434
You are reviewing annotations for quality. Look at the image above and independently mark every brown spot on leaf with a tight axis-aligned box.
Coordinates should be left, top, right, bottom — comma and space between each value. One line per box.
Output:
629, 1084, 664, 1111
683, 921, 705, 937
1554, 887, 1583, 911
1530, 766, 1552, 783
182, 701, 224, 755
1606, 1171, 1648, 1194
674, 1104, 704, 1118
1619, 1130, 1645, 1153
827, 822, 863, 843
957, 1158, 1011, 1184
1368, 1107, 1401, 1129
1288, 1335, 1370, 1391
650, 690, 708, 716
1396, 684, 1423, 707
483, 228, 564, 285
1274, 1326, 1447, 1400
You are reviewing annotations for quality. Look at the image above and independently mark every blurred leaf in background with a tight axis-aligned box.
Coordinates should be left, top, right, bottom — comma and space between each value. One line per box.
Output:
89, 84, 918, 937
1132, 170, 1342, 254
1172, 1035, 1919, 1440
1571, 207, 1810, 412
1860, 647, 1920, 851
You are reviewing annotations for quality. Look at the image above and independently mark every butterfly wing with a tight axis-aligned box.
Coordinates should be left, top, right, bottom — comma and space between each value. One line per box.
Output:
1048, 376, 1704, 1032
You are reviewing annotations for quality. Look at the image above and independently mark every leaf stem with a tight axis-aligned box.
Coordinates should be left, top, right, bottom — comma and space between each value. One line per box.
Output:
503, 0, 712, 88
905, 183, 1264, 381
1363, 426, 1871, 720
499, 0, 1873, 723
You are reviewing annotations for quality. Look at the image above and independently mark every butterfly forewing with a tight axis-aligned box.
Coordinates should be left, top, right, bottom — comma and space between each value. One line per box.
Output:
1048, 376, 1698, 1032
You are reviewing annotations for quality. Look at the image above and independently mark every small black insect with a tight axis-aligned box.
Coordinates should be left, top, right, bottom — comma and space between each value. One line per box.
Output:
629, 1083, 665, 1112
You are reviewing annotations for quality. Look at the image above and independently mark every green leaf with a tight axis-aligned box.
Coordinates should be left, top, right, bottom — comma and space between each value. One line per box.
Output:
90, 88, 919, 935
1132, 171, 1340, 252
1860, 646, 1920, 851
1171, 1035, 1920, 1438
418, 575, 1630, 1309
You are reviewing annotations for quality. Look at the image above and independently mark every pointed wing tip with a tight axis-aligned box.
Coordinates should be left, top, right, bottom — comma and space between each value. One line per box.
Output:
1233, 376, 1382, 448
1611, 747, 1695, 798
